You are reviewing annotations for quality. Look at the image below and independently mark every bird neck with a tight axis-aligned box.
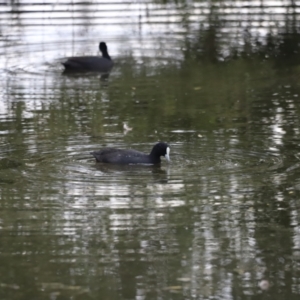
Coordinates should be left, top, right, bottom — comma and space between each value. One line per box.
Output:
102, 51, 111, 60
149, 149, 161, 162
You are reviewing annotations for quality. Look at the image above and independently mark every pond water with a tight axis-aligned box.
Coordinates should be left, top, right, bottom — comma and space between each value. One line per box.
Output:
1, 1, 300, 299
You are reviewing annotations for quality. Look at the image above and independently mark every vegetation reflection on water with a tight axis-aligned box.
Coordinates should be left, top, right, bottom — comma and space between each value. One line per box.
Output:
1, 0, 300, 299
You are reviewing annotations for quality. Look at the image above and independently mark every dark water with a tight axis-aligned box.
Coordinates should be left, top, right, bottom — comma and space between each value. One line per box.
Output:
1, 1, 300, 299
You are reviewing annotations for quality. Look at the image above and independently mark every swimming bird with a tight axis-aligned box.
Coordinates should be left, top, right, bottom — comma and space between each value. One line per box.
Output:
90, 142, 170, 165
62, 41, 113, 73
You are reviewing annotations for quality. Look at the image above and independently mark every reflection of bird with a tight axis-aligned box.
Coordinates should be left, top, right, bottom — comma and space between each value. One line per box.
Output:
62, 42, 113, 73
90, 142, 170, 164
123, 122, 133, 133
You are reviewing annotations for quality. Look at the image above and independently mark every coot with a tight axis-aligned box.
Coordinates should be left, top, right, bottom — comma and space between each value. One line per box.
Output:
90, 142, 170, 165
62, 41, 113, 73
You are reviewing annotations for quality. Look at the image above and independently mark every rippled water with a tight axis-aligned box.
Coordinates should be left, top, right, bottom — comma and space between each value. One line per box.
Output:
1, 1, 300, 299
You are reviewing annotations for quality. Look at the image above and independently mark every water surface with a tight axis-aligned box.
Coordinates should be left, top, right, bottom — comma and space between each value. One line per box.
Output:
1, 1, 300, 299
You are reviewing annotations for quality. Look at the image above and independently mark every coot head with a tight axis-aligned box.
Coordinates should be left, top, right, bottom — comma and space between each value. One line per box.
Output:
99, 41, 111, 60
150, 142, 170, 162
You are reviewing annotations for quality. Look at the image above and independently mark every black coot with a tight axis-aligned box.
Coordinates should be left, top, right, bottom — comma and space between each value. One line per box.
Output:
90, 142, 170, 165
62, 42, 113, 73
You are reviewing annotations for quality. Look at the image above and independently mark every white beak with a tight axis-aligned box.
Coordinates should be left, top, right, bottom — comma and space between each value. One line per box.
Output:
165, 147, 170, 162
